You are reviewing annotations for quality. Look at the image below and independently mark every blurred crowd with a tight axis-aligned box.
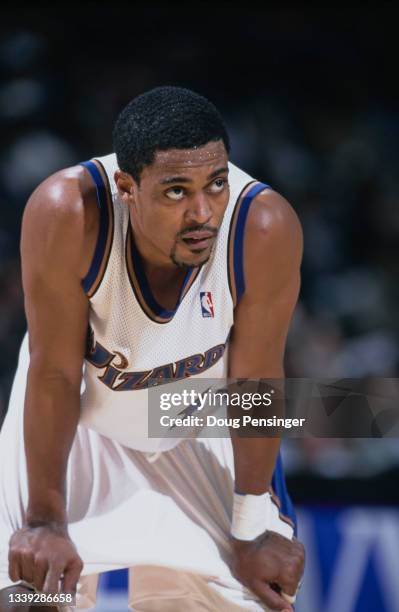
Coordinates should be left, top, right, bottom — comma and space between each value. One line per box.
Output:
1, 6, 398, 499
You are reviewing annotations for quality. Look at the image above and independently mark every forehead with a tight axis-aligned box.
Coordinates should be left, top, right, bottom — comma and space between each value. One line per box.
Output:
142, 140, 228, 180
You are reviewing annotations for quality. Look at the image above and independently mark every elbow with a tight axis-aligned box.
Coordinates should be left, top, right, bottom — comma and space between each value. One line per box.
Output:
27, 355, 83, 393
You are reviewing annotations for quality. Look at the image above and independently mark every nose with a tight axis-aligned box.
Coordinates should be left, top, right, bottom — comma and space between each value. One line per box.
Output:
184, 193, 212, 225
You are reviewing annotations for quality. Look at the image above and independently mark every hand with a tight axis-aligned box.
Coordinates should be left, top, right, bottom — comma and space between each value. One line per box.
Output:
8, 524, 83, 594
231, 531, 305, 611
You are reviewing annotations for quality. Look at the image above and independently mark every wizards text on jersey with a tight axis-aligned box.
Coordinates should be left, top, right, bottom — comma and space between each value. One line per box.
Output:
85, 328, 226, 391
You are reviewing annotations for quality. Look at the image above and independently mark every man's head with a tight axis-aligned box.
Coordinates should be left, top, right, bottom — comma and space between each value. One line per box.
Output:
113, 86, 231, 269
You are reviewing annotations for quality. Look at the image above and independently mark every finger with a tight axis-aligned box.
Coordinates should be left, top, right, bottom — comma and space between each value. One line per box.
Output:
33, 557, 49, 592
288, 537, 306, 570
42, 561, 64, 593
251, 579, 293, 611
20, 552, 35, 585
271, 582, 296, 609
282, 590, 297, 605
62, 559, 83, 594
8, 549, 21, 583
273, 567, 299, 596
292, 535, 305, 550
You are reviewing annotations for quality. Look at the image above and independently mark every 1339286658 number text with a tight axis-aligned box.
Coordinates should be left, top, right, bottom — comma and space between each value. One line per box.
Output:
8, 591, 74, 606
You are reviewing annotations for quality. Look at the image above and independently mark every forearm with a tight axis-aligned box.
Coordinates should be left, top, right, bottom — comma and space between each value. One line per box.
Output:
231, 436, 280, 495
24, 364, 81, 528
228, 377, 285, 540
228, 374, 285, 495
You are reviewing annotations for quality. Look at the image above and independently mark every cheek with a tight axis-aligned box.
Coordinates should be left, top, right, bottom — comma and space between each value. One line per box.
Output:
215, 192, 230, 221
135, 198, 165, 228
146, 205, 182, 244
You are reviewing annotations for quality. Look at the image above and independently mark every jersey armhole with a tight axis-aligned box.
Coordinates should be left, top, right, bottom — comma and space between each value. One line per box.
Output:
80, 159, 114, 298
227, 181, 271, 307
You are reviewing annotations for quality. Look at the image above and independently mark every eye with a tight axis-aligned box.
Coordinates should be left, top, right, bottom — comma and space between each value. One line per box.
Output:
209, 178, 227, 193
165, 187, 185, 201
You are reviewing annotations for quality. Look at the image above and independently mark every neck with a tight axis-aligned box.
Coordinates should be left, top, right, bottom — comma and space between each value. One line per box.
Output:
131, 223, 174, 269
130, 225, 189, 288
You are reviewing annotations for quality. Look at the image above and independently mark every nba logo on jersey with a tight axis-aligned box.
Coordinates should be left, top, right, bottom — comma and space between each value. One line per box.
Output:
200, 292, 214, 318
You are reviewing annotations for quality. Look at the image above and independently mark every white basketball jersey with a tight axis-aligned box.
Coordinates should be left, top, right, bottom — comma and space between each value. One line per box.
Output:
79, 153, 267, 453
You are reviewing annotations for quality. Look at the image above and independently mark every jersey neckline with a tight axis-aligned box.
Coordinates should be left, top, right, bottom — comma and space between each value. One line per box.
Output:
126, 224, 203, 324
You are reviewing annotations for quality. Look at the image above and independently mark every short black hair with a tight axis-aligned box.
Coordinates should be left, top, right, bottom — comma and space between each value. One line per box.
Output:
112, 86, 230, 183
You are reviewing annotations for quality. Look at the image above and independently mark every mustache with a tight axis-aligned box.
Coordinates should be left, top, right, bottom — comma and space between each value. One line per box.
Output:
177, 224, 218, 239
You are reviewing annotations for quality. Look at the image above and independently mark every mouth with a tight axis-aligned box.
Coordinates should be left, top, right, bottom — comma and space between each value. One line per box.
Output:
181, 231, 216, 251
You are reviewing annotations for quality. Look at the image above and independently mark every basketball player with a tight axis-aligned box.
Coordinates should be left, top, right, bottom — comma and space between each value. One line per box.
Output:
0, 87, 304, 611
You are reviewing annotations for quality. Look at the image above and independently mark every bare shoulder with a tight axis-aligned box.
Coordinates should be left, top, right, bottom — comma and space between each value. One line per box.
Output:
242, 188, 303, 297
245, 187, 303, 254
23, 164, 98, 238
230, 187, 303, 374
21, 165, 98, 279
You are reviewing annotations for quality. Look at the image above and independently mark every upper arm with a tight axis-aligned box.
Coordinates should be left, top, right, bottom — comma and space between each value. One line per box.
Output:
228, 189, 303, 378
21, 169, 96, 386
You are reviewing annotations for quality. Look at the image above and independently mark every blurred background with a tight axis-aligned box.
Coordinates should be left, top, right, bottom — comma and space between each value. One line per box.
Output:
1, 3, 398, 611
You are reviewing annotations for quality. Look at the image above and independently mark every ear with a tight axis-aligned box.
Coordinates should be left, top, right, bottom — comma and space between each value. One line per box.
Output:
114, 171, 136, 204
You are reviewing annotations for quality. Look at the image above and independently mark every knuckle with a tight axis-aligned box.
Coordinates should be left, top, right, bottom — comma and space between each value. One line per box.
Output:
282, 562, 298, 583
294, 551, 305, 572
20, 548, 34, 561
8, 546, 18, 559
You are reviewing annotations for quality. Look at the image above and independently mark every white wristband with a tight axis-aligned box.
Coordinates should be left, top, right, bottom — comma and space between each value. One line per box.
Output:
231, 492, 272, 541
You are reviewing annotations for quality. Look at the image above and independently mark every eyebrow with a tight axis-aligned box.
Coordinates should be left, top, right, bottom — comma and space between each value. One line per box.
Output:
159, 166, 229, 185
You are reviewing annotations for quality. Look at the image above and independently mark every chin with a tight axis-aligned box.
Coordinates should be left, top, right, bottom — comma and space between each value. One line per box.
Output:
172, 249, 211, 269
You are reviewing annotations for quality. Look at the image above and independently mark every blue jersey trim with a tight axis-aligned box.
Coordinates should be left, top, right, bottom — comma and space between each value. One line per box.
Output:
80, 160, 110, 295
272, 451, 298, 536
233, 182, 270, 304
130, 231, 193, 319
